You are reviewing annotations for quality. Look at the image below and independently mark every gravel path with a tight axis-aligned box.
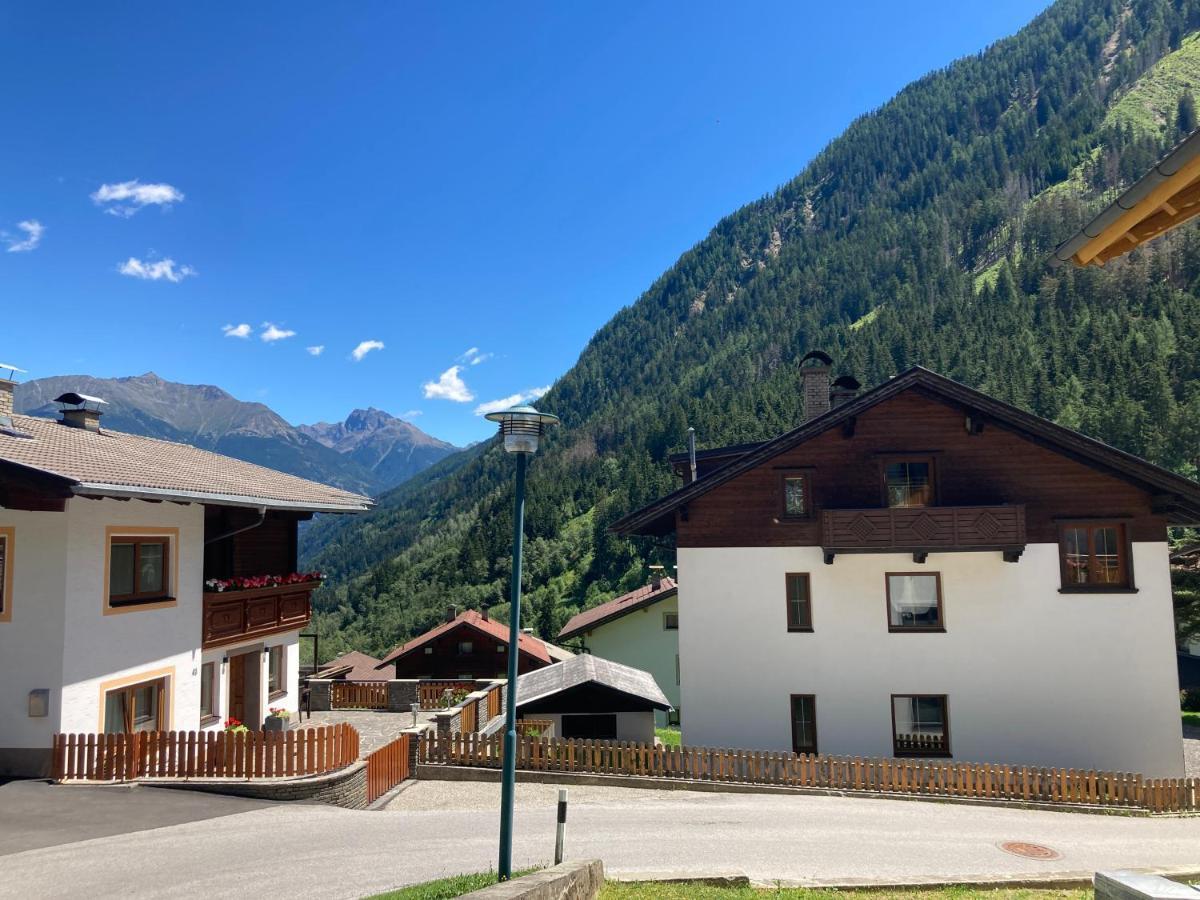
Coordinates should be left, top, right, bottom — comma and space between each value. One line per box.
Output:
1184, 726, 1200, 777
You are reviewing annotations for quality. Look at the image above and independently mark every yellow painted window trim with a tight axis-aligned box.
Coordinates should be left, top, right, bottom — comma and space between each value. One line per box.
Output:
96, 664, 176, 733
102, 526, 180, 615
0, 526, 13, 623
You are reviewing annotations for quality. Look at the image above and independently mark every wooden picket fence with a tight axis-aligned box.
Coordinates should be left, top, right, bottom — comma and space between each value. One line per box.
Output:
365, 733, 412, 803
331, 681, 388, 710
516, 719, 554, 736
418, 680, 477, 709
52, 724, 360, 782
421, 732, 1200, 814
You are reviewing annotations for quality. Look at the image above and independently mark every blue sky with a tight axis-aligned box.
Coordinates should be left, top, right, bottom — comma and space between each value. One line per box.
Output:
0, 1, 1049, 446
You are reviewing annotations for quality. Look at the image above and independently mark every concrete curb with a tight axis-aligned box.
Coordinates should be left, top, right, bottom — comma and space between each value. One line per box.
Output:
459, 860, 603, 899
607, 865, 1200, 891
415, 764, 1159, 817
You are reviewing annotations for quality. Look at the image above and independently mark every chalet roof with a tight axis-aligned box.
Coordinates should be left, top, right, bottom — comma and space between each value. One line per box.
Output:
558, 578, 678, 642
612, 367, 1200, 536
376, 609, 572, 668
1054, 127, 1200, 267
0, 413, 371, 512
515, 654, 671, 711
317, 650, 386, 681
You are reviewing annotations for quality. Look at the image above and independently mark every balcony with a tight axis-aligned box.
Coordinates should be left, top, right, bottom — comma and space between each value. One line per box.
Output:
820, 504, 1025, 563
202, 582, 316, 649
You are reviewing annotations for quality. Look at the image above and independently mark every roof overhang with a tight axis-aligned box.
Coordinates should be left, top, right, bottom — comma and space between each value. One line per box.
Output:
1054, 129, 1200, 267
516, 680, 673, 712
557, 586, 678, 642
69, 482, 372, 513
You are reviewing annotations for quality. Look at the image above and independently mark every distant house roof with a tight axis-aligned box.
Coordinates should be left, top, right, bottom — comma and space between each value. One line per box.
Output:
1054, 127, 1200, 267
376, 609, 571, 668
0, 413, 371, 512
558, 578, 678, 642
317, 650, 385, 681
612, 366, 1200, 536
515, 654, 671, 711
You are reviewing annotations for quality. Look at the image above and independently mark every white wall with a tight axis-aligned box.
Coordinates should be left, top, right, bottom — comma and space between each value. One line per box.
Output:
200, 632, 300, 732
679, 543, 1185, 777
582, 593, 679, 726
0, 507, 68, 756
60, 499, 204, 735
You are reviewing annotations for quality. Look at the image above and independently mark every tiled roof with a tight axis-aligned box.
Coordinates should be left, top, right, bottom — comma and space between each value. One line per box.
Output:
557, 578, 677, 641
317, 650, 386, 682
515, 654, 671, 710
0, 414, 371, 512
376, 609, 569, 668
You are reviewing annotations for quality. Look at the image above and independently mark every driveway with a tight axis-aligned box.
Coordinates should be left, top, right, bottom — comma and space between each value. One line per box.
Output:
1, 778, 1199, 899
0, 778, 269, 856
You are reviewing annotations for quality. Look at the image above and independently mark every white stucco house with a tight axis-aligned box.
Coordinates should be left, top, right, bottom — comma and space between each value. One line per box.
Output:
0, 377, 370, 776
558, 576, 680, 726
613, 355, 1199, 777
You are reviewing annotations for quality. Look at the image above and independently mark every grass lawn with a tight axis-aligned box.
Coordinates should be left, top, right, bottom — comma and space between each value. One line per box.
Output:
601, 885, 1089, 900
1183, 711, 1200, 728
367, 869, 537, 899
655, 726, 681, 748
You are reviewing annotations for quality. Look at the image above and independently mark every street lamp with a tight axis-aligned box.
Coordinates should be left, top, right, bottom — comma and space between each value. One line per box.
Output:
484, 404, 559, 880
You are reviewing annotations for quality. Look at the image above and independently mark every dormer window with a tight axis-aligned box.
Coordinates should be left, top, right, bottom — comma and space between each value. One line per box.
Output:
883, 458, 934, 507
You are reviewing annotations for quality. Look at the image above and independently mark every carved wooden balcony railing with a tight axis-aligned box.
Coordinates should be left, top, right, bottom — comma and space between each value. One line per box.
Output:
820, 504, 1026, 563
202, 582, 316, 649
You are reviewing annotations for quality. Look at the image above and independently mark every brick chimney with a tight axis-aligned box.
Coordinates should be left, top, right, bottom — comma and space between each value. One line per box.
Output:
481, 608, 489, 622
830, 375, 861, 408
61, 408, 103, 432
445, 605, 457, 623
649, 564, 666, 591
0, 377, 14, 420
800, 351, 833, 421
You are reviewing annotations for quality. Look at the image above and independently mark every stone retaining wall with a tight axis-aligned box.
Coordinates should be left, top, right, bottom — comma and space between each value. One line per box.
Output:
144, 761, 368, 809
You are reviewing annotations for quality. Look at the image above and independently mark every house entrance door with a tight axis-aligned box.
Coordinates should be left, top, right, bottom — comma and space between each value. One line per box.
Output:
229, 654, 246, 723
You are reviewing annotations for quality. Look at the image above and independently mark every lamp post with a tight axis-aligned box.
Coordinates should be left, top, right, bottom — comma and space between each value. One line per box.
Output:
484, 404, 559, 881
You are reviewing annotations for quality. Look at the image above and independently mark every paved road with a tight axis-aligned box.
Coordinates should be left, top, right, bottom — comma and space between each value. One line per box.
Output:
0, 778, 269, 856
2, 779, 1199, 899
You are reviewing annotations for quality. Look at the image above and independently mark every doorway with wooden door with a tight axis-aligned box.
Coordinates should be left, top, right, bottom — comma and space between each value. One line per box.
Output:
228, 650, 262, 728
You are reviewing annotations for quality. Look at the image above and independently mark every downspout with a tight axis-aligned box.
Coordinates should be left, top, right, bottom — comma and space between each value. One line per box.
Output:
204, 506, 268, 545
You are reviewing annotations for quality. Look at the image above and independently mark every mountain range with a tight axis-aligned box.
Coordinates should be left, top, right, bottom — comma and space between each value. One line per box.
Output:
14, 373, 458, 496
297, 0, 1200, 662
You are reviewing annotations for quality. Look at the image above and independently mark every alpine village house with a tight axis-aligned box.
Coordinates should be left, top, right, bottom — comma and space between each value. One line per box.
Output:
0, 375, 370, 776
614, 353, 1200, 777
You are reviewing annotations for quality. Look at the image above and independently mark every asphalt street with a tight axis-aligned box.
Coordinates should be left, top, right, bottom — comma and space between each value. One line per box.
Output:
2, 779, 1198, 899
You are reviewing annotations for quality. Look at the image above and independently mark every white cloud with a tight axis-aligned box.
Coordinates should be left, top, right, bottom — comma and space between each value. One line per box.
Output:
222, 323, 252, 338
459, 346, 492, 366
402, 409, 422, 419
119, 257, 196, 282
352, 339, 385, 362
4, 220, 44, 253
260, 322, 296, 342
423, 364, 473, 401
473, 385, 550, 416
306, 345, 325, 356
92, 180, 184, 217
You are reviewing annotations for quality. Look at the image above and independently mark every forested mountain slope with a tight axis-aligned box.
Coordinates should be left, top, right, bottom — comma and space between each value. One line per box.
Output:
305, 0, 1200, 660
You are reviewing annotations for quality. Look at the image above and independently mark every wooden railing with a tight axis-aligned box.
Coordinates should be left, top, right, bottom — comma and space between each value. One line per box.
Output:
418, 680, 476, 709
331, 681, 388, 710
460, 700, 477, 734
365, 733, 412, 803
821, 504, 1025, 556
202, 582, 316, 650
487, 683, 503, 721
53, 724, 359, 782
517, 719, 554, 736
895, 733, 950, 756
421, 733, 1200, 814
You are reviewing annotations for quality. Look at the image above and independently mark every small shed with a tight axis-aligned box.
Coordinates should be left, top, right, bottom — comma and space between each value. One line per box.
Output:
514, 654, 671, 744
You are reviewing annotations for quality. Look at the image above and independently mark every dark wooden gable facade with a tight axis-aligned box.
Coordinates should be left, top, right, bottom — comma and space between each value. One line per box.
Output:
677, 388, 1168, 551
388, 619, 552, 680
202, 507, 305, 580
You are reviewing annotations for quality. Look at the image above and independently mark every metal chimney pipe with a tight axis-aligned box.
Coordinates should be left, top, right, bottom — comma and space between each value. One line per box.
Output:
687, 427, 697, 483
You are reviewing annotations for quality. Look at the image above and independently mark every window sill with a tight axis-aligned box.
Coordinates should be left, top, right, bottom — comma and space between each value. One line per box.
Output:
1058, 586, 1138, 595
787, 627, 814, 633
893, 750, 952, 758
200, 715, 221, 727
268, 690, 287, 701
105, 596, 177, 615
888, 627, 946, 633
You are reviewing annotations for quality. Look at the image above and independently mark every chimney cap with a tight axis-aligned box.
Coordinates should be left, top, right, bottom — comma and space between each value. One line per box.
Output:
0, 363, 26, 380
800, 350, 833, 368
832, 375, 861, 390
54, 392, 107, 407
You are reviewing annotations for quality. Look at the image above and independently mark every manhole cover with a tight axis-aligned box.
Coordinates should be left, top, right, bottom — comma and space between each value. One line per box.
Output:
998, 841, 1061, 860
